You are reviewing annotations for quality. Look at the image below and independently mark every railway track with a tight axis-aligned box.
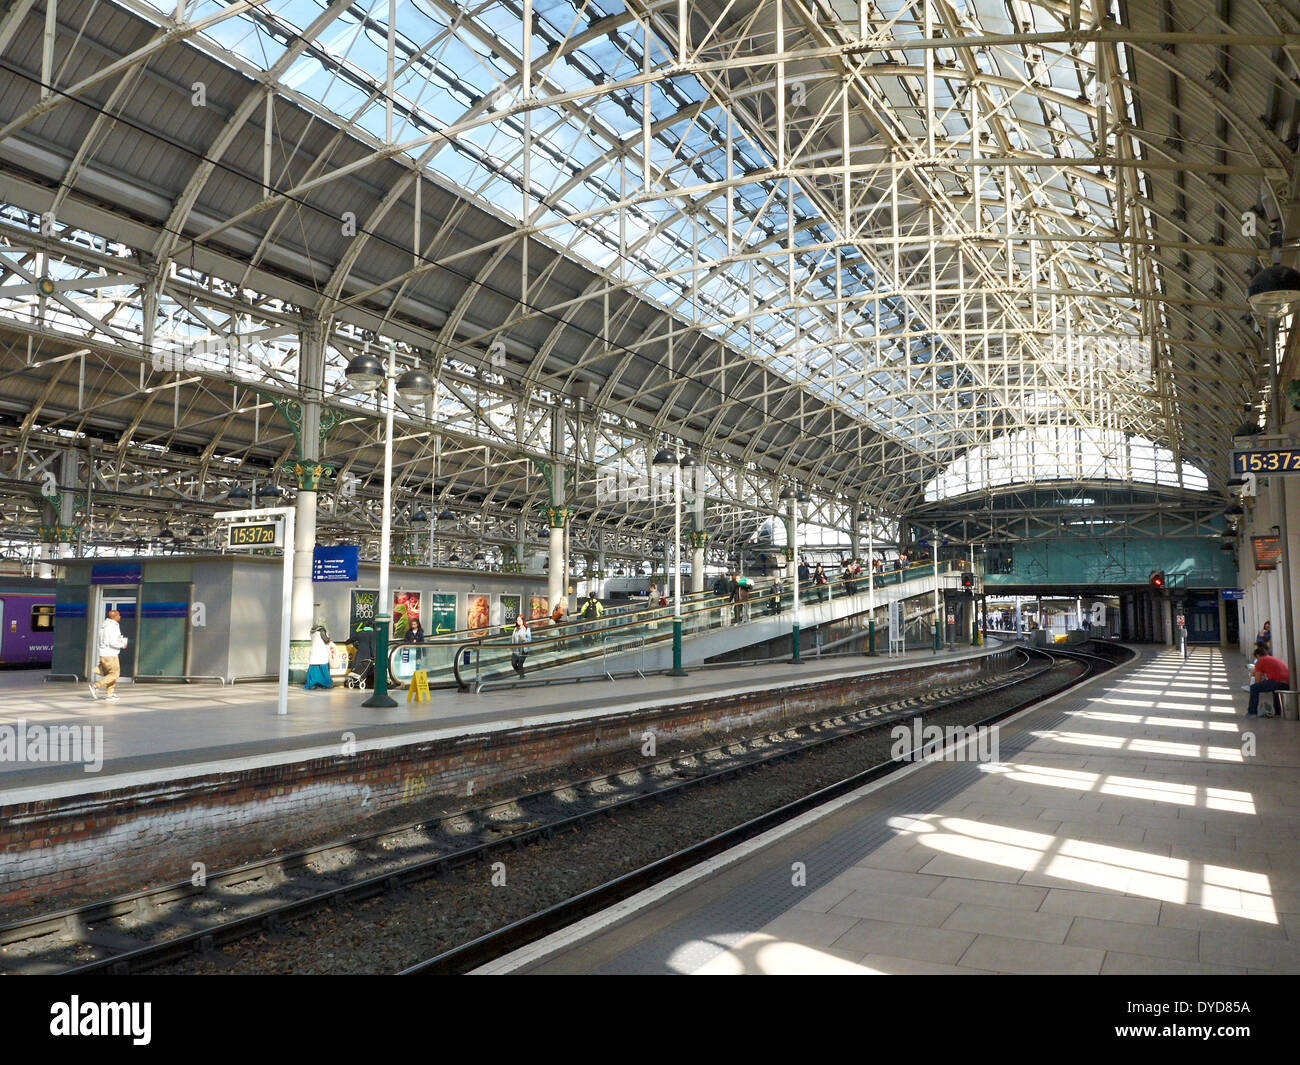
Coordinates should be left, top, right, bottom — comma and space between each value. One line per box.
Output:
400, 643, 1124, 975
0, 644, 1121, 975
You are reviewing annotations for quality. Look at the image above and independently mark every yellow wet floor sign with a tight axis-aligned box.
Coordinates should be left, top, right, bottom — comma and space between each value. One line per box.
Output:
407, 669, 430, 702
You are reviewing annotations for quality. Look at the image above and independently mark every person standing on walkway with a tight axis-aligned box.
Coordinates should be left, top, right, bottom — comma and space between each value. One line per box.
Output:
1257, 620, 1272, 653
88, 608, 128, 702
304, 625, 335, 690
1247, 649, 1290, 717
510, 615, 531, 677
813, 561, 828, 602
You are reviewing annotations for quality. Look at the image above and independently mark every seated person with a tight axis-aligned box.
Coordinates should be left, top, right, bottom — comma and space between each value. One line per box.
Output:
1247, 650, 1290, 717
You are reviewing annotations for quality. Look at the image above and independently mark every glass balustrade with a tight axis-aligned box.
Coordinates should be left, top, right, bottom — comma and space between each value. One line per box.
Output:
445, 559, 966, 689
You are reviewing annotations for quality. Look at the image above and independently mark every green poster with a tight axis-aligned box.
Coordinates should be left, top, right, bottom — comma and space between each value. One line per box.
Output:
430, 592, 457, 635
350, 589, 378, 632
499, 594, 521, 631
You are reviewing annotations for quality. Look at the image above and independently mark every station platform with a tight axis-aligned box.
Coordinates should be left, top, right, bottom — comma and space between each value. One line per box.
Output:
0, 639, 1000, 801
492, 646, 1300, 975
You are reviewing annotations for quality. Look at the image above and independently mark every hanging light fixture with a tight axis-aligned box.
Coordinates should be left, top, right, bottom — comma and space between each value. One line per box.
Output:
652, 447, 678, 466
227, 484, 250, 500
343, 352, 385, 391
396, 368, 434, 402
1233, 405, 1261, 440
1247, 231, 1300, 318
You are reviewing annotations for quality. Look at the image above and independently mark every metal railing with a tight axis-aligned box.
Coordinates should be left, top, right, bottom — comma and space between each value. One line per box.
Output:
446, 560, 966, 691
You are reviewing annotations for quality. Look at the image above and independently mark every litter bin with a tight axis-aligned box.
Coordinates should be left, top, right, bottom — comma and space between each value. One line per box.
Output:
1280, 691, 1299, 721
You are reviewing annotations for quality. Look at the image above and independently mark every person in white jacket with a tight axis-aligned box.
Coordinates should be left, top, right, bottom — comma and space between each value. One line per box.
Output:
304, 626, 335, 690
510, 615, 531, 677
89, 609, 128, 701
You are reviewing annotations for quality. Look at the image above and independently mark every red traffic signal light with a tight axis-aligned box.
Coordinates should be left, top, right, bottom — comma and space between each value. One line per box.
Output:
1150, 570, 1166, 589
961, 571, 974, 589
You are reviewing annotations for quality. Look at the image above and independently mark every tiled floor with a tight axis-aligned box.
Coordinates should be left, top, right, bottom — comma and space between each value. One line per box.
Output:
0, 640, 995, 788
690, 647, 1300, 974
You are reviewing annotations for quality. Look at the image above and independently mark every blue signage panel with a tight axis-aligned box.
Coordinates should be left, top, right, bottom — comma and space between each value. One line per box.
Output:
1221, 589, 1245, 601
90, 563, 142, 585
312, 545, 358, 583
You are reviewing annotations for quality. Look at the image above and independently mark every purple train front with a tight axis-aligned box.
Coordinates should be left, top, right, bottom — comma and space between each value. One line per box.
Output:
0, 580, 56, 667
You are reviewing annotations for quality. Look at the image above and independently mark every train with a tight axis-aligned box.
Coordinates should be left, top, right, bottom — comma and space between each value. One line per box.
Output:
0, 578, 56, 667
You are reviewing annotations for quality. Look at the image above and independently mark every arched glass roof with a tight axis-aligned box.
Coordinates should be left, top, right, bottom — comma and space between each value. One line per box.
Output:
924, 427, 1210, 502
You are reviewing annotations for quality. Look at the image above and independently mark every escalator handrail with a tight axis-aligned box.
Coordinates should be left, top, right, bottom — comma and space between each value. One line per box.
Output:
447, 559, 972, 688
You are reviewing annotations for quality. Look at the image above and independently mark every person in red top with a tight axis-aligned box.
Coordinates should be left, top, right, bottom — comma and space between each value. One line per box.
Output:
1248, 653, 1290, 716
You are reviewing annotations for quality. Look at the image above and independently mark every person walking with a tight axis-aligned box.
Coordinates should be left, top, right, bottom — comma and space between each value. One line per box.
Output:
1247, 648, 1290, 717
88, 608, 128, 702
813, 562, 828, 602
767, 572, 784, 615
580, 593, 604, 643
510, 615, 531, 677
551, 597, 568, 648
733, 571, 752, 623
304, 625, 334, 690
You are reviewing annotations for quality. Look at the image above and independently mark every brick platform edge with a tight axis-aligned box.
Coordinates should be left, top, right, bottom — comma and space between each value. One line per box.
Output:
0, 652, 1010, 910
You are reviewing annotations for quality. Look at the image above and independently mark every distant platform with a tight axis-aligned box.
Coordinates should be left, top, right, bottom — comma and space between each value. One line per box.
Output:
0, 641, 1005, 802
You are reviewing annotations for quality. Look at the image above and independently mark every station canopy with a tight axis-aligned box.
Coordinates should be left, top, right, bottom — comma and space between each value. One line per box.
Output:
0, 0, 1292, 560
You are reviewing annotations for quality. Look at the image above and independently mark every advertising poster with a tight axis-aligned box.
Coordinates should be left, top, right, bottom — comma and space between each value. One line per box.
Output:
466, 593, 490, 633
349, 589, 379, 633
498, 594, 522, 633
429, 593, 457, 635
392, 590, 422, 639
529, 594, 549, 621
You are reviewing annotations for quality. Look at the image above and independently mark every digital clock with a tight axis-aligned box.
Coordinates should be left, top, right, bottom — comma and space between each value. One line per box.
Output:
227, 521, 282, 548
1231, 448, 1300, 474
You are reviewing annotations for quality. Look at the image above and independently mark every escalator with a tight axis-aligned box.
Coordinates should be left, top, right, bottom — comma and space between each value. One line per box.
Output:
419, 559, 976, 691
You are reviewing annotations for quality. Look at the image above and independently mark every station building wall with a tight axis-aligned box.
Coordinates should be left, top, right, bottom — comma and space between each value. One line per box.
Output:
54, 554, 547, 682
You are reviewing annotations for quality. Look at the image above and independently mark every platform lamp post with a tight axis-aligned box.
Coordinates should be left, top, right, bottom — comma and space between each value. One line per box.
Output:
343, 346, 433, 708
932, 527, 942, 652
858, 508, 875, 653
1247, 240, 1300, 688
780, 486, 804, 662
653, 447, 693, 677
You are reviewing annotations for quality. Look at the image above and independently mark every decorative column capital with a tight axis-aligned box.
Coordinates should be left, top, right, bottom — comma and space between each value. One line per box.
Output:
38, 522, 78, 544
543, 504, 573, 528
286, 461, 334, 491
689, 530, 709, 550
